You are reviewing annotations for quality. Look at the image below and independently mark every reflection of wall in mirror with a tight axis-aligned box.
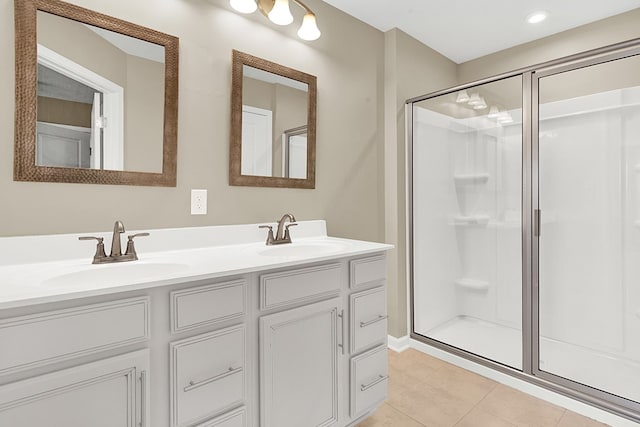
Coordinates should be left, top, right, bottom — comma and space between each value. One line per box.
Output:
243, 77, 307, 177
37, 11, 164, 173
37, 97, 92, 128
125, 55, 164, 173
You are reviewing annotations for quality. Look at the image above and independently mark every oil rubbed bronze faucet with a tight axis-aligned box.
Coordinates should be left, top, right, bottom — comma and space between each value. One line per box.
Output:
259, 213, 298, 245
79, 221, 149, 264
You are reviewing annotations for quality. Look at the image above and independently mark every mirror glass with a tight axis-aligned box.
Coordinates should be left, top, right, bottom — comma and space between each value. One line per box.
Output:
241, 65, 308, 178
14, 0, 178, 186
230, 50, 317, 189
36, 11, 165, 172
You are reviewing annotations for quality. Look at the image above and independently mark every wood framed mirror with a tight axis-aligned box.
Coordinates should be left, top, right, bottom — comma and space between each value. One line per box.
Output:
14, 0, 179, 186
230, 50, 316, 189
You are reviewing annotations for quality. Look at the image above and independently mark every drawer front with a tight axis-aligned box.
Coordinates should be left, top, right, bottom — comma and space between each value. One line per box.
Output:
170, 324, 245, 427
171, 280, 246, 333
197, 406, 246, 427
349, 254, 386, 289
0, 297, 149, 375
260, 263, 341, 310
350, 287, 387, 354
350, 344, 388, 417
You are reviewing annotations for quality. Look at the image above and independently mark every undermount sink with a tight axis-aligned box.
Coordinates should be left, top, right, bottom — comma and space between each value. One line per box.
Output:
41, 262, 190, 288
257, 241, 350, 257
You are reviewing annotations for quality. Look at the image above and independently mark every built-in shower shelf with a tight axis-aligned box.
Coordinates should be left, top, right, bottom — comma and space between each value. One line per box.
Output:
452, 215, 490, 227
453, 173, 489, 185
455, 278, 489, 292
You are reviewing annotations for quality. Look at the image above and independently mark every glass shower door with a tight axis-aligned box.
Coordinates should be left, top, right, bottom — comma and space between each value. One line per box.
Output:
412, 76, 523, 369
536, 53, 640, 407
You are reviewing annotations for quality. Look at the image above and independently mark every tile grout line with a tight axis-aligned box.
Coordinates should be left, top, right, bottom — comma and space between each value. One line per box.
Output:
384, 401, 429, 427
554, 409, 568, 427
450, 381, 502, 427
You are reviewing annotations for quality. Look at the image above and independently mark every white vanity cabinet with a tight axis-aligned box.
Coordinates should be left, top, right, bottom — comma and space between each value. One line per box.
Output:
0, 226, 390, 427
257, 255, 388, 427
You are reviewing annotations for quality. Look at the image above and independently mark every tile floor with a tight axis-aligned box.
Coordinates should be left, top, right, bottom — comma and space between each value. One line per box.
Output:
357, 349, 610, 427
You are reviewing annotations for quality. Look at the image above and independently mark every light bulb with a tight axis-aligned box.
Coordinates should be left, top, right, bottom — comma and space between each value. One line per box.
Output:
498, 112, 513, 124
456, 90, 470, 103
230, 0, 257, 14
268, 0, 293, 25
297, 12, 321, 40
488, 106, 500, 118
467, 93, 482, 106
473, 97, 487, 110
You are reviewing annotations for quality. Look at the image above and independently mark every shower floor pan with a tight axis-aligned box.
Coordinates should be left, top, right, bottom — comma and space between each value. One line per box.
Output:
423, 316, 640, 403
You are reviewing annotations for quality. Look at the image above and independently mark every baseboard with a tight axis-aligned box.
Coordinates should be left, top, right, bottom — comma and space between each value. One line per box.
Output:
387, 335, 410, 352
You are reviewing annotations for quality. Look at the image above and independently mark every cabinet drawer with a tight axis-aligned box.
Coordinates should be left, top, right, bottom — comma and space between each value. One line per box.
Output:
350, 344, 388, 417
260, 263, 341, 310
170, 325, 245, 427
349, 254, 386, 289
0, 297, 149, 375
171, 280, 246, 333
197, 406, 246, 427
350, 287, 387, 354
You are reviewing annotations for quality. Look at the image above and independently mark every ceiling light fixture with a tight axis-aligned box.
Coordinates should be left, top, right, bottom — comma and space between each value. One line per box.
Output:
526, 11, 548, 24
230, 0, 321, 41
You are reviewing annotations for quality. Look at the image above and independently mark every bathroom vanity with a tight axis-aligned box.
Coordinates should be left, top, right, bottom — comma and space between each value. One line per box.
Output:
0, 221, 391, 427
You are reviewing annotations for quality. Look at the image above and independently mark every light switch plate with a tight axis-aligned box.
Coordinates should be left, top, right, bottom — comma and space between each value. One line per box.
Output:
191, 189, 207, 215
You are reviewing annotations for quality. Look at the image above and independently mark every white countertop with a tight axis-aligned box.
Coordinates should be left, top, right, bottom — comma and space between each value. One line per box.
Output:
0, 221, 392, 310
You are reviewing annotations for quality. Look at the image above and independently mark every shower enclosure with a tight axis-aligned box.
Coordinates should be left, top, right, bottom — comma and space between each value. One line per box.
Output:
408, 39, 640, 422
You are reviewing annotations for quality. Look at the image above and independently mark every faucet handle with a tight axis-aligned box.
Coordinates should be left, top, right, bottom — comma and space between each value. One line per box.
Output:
259, 225, 275, 245
284, 223, 298, 240
78, 236, 107, 263
124, 233, 150, 259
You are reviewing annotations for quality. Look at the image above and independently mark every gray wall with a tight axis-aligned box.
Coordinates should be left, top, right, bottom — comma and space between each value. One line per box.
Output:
2, 0, 385, 244
384, 29, 457, 338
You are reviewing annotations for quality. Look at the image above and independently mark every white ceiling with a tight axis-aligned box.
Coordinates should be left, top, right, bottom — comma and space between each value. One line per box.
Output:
322, 0, 640, 63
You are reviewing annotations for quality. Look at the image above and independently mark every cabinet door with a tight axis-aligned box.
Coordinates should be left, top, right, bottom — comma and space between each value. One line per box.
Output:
260, 297, 342, 427
0, 349, 150, 427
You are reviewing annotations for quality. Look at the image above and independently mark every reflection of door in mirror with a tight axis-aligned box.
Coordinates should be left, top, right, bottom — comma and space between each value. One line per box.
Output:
241, 105, 273, 176
282, 126, 307, 179
36, 122, 90, 168
36, 10, 165, 173
241, 65, 308, 178
37, 56, 109, 170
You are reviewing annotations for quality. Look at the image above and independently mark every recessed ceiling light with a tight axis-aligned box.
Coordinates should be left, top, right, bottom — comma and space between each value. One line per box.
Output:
526, 11, 548, 24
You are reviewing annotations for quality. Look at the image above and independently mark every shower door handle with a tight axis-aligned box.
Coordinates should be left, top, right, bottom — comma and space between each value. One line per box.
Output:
534, 209, 541, 237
